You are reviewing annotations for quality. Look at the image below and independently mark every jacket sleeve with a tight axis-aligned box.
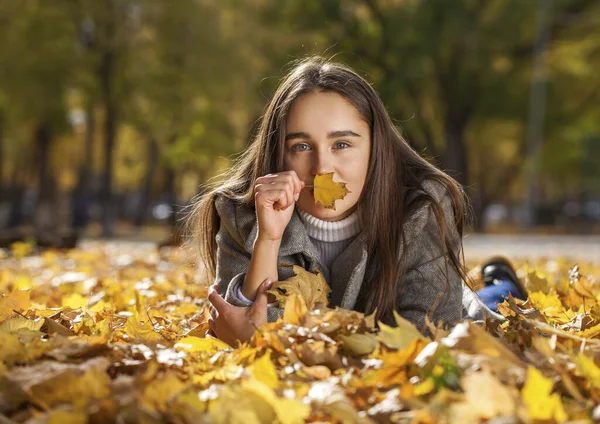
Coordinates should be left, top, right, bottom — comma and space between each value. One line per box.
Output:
394, 186, 463, 333
214, 202, 284, 323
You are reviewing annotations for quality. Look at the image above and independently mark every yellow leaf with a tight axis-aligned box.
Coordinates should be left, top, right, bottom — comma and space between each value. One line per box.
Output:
339, 333, 378, 356
0, 316, 44, 333
9, 358, 112, 408
521, 366, 567, 422
377, 310, 426, 350
47, 408, 87, 424
14, 275, 32, 290
268, 265, 331, 310
246, 351, 278, 389
313, 172, 349, 210
528, 291, 567, 321
0, 290, 30, 322
11, 241, 33, 259
241, 378, 310, 424
175, 336, 230, 352
461, 370, 516, 418
441, 322, 523, 366
0, 332, 23, 363
413, 378, 435, 396
576, 353, 600, 388
209, 384, 271, 424
124, 309, 164, 344
62, 293, 88, 310
141, 371, 188, 412
283, 293, 308, 325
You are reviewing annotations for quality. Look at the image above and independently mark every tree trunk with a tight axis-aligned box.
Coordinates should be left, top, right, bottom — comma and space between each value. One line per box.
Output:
100, 48, 117, 238
34, 121, 56, 232
0, 111, 4, 201
442, 117, 469, 188
7, 164, 26, 228
72, 102, 95, 232
164, 165, 177, 229
134, 136, 159, 227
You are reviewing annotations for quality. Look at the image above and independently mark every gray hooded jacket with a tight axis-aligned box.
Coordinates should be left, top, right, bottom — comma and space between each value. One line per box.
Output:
213, 180, 499, 332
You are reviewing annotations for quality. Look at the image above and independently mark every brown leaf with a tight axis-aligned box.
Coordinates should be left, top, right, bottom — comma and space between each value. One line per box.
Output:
268, 265, 331, 310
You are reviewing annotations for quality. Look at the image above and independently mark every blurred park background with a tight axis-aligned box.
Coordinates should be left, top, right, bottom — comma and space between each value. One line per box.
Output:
0, 0, 599, 249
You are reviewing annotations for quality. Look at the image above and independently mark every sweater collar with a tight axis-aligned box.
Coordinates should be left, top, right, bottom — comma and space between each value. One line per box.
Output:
297, 209, 361, 242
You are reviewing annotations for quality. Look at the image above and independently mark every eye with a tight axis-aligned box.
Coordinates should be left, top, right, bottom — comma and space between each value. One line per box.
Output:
291, 143, 311, 152
333, 141, 350, 149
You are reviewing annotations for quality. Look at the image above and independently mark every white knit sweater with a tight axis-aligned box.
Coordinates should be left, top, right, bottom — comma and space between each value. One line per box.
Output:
297, 209, 361, 273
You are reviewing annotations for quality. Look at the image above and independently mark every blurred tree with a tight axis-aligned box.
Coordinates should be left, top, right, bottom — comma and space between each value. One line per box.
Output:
249, 0, 600, 229
0, 1, 76, 229
125, 0, 260, 227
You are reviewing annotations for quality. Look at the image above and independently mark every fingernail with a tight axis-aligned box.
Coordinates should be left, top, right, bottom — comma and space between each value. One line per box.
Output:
264, 279, 273, 289
294, 193, 300, 201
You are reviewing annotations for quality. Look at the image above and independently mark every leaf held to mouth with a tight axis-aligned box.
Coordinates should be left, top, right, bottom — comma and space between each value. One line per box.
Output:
313, 173, 349, 210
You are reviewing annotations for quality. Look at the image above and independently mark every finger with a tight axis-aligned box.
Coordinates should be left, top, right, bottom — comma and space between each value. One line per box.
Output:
206, 328, 217, 338
208, 317, 217, 335
209, 304, 217, 319
208, 285, 231, 314
256, 174, 298, 197
255, 173, 284, 186
285, 170, 304, 197
256, 188, 292, 211
252, 279, 272, 312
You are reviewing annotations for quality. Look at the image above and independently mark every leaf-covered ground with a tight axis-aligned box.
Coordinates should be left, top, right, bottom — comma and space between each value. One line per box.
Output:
1, 242, 599, 423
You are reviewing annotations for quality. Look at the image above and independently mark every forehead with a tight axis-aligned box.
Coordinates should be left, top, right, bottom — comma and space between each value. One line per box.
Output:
286, 91, 367, 132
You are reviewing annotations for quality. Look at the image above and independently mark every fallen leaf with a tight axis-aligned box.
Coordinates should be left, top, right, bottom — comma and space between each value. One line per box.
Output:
246, 351, 278, 389
282, 293, 308, 325
339, 333, 378, 356
377, 310, 426, 350
461, 370, 516, 419
575, 353, 600, 389
268, 264, 330, 310
521, 366, 567, 422
141, 370, 188, 412
0, 290, 30, 322
175, 335, 230, 353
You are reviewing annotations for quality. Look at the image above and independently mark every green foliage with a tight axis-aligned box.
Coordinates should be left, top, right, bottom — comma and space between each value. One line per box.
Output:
0, 0, 599, 215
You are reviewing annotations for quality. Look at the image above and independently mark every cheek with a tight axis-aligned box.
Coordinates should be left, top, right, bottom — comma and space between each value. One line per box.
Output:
284, 153, 309, 175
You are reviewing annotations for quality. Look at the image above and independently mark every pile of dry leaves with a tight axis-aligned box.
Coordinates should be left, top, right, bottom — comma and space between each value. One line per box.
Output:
1, 242, 599, 423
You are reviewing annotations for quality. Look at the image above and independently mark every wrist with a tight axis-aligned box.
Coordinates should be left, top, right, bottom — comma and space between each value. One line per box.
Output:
254, 233, 282, 247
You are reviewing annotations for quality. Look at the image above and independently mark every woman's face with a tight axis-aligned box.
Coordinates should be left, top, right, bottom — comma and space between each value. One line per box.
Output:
284, 91, 371, 221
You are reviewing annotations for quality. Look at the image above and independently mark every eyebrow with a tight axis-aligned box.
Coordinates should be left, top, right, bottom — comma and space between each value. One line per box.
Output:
285, 130, 361, 142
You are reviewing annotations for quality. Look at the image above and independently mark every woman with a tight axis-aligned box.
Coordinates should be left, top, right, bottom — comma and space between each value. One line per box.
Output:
191, 57, 475, 346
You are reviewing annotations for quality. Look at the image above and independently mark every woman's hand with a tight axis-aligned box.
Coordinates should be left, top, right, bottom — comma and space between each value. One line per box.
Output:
254, 170, 304, 242
207, 279, 272, 346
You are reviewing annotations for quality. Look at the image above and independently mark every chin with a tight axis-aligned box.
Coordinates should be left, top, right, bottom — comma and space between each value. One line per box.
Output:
299, 200, 353, 221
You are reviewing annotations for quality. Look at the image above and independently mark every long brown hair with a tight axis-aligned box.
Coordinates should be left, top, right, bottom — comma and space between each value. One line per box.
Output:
188, 56, 470, 322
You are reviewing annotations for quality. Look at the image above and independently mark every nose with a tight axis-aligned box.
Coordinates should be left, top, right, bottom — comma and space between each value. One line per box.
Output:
310, 148, 333, 176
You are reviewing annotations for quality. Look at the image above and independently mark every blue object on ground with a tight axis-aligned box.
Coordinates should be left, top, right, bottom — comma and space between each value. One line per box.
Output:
476, 280, 525, 312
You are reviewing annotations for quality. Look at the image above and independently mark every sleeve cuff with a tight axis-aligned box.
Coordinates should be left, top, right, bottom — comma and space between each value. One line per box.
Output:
222, 272, 279, 308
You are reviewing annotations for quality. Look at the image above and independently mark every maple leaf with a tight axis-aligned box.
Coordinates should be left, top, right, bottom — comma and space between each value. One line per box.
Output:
459, 370, 517, 419
246, 351, 278, 389
4, 241, 600, 422
313, 172, 349, 210
282, 293, 308, 325
521, 366, 567, 422
175, 335, 230, 352
377, 310, 427, 350
124, 306, 164, 344
268, 264, 331, 310
0, 290, 31, 322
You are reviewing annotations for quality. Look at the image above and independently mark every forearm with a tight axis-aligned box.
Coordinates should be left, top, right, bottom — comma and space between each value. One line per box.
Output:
241, 235, 280, 300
